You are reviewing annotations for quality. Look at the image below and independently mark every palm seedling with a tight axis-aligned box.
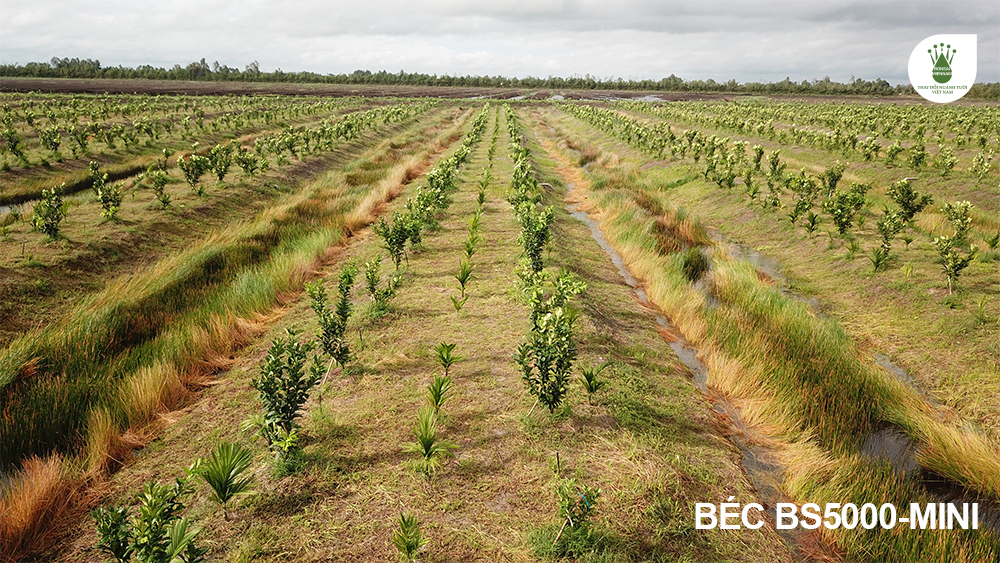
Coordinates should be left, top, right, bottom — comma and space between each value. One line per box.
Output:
463, 233, 480, 259
454, 258, 474, 298
450, 294, 469, 312
404, 408, 457, 475
984, 230, 1000, 252
579, 361, 611, 404
467, 208, 483, 233
804, 211, 820, 234
189, 442, 255, 520
434, 342, 463, 377
427, 374, 453, 414
392, 512, 427, 563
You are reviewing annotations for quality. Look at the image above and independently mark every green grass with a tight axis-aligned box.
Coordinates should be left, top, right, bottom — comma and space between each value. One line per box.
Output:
527, 106, 1000, 561
0, 106, 463, 473
45, 103, 784, 563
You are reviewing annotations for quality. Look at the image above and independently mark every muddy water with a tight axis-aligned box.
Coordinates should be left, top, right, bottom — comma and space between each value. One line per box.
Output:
708, 231, 824, 314
707, 229, 1000, 532
539, 120, 998, 545
566, 197, 1000, 555
565, 200, 821, 557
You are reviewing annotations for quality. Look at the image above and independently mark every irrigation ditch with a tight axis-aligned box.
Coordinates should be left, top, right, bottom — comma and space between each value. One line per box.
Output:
557, 178, 829, 560
0, 105, 471, 559
526, 108, 1000, 561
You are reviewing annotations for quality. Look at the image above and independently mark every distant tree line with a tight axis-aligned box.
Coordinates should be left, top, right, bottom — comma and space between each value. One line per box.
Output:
2, 57, 998, 99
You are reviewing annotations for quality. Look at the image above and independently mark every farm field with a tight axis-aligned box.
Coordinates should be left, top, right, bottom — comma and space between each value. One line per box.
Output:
0, 89, 998, 562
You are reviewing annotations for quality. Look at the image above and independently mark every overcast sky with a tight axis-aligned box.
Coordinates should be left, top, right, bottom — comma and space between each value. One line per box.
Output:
1, 1, 997, 85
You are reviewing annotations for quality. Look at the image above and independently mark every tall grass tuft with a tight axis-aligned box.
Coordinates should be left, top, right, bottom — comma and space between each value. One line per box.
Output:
551, 136, 1000, 560
0, 455, 81, 559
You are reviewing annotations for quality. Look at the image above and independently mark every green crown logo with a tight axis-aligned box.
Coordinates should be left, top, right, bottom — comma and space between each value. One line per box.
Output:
928, 43, 956, 84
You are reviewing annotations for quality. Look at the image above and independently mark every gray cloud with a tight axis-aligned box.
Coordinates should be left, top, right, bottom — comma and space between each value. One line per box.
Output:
1, 0, 997, 84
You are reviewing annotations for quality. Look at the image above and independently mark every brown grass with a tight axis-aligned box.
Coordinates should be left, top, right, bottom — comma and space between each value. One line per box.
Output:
0, 108, 470, 561
45, 104, 787, 562
0, 455, 84, 562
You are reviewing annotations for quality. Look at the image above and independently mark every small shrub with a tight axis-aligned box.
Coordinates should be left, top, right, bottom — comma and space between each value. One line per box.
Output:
821, 182, 869, 234
971, 149, 994, 185
234, 146, 266, 177
886, 179, 933, 223
207, 143, 234, 183
934, 145, 957, 176
306, 262, 359, 373
515, 306, 580, 414
97, 181, 124, 220
31, 184, 67, 238
908, 141, 928, 168
876, 209, 905, 248
143, 167, 171, 208
177, 152, 211, 195
513, 203, 554, 273
373, 212, 415, 269
92, 477, 206, 563
819, 160, 848, 195
934, 237, 978, 294
364, 254, 402, 318
250, 328, 324, 456
680, 247, 710, 282
885, 141, 904, 166
90, 161, 123, 219
39, 126, 61, 157
536, 478, 603, 558
941, 200, 974, 244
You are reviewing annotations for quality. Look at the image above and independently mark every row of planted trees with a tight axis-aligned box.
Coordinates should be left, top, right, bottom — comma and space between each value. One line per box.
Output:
564, 103, 996, 293
87, 103, 614, 562
615, 99, 1000, 167
16, 102, 435, 239
86, 104, 491, 563
0, 94, 353, 170
505, 105, 605, 556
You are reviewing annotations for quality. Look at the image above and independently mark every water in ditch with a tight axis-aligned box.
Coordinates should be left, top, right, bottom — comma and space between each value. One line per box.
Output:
565, 199, 821, 558
565, 195, 1000, 555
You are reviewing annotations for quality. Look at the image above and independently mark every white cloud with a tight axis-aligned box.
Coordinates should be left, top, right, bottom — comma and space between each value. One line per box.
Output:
1, 0, 997, 84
